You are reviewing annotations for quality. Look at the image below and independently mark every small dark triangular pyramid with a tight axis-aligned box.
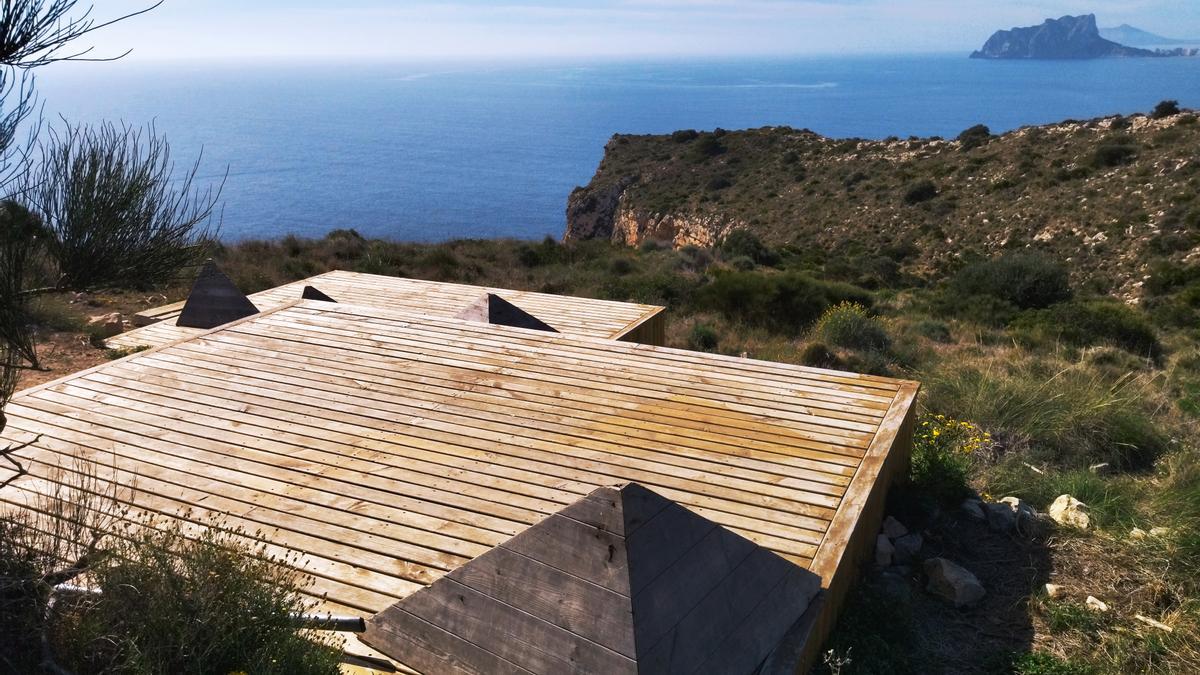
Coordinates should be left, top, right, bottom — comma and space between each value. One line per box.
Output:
301, 286, 336, 302
455, 293, 558, 333
175, 260, 259, 329
363, 483, 820, 674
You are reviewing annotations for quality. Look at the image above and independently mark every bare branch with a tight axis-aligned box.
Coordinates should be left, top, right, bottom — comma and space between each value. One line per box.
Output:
0, 431, 40, 490
0, 1, 165, 68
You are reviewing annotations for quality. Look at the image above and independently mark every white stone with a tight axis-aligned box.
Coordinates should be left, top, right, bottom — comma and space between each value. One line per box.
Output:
1150, 527, 1172, 538
1130, 527, 1148, 540
1048, 495, 1090, 529
875, 534, 894, 567
1044, 583, 1065, 599
87, 312, 124, 338
1086, 596, 1109, 612
881, 516, 908, 540
924, 558, 986, 608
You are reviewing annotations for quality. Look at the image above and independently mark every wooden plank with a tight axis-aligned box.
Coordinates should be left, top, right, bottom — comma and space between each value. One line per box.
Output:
447, 545, 635, 658
364, 609, 535, 675
397, 577, 636, 675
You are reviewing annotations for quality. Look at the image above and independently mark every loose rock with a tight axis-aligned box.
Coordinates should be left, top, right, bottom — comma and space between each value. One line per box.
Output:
924, 558, 986, 608
1149, 526, 1171, 538
1048, 495, 1090, 529
893, 533, 923, 564
1086, 596, 1108, 612
985, 501, 1017, 532
1044, 583, 1065, 599
1000, 496, 1039, 533
875, 534, 894, 567
881, 515, 908, 539
87, 312, 124, 339
1130, 527, 1148, 540
960, 499, 986, 521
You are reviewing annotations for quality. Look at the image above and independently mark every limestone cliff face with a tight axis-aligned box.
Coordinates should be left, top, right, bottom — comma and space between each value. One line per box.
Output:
611, 207, 741, 249
565, 183, 740, 249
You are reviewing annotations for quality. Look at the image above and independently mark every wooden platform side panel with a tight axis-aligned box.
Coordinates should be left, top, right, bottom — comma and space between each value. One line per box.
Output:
762, 381, 919, 675
612, 307, 666, 346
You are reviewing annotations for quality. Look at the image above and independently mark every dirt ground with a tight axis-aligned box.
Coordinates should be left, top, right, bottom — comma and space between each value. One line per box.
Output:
17, 289, 179, 391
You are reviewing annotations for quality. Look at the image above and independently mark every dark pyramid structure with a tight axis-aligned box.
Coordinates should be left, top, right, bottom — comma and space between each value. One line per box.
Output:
455, 293, 558, 333
176, 260, 259, 329
363, 483, 820, 675
301, 285, 337, 302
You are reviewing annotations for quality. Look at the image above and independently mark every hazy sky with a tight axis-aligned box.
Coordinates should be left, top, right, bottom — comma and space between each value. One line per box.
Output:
78, 1, 1200, 61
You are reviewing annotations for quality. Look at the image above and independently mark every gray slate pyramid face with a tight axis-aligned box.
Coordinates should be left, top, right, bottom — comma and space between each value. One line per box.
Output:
363, 483, 820, 675
455, 293, 558, 333
176, 260, 259, 329
301, 285, 337, 302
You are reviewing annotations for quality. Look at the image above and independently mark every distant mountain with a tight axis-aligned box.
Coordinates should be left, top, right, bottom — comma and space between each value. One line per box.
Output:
1099, 24, 1198, 47
971, 14, 1158, 59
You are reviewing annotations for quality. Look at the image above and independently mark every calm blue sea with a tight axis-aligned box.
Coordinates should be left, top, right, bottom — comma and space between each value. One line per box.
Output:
35, 54, 1200, 242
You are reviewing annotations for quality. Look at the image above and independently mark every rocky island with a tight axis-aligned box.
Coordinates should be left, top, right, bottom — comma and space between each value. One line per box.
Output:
971, 14, 1193, 59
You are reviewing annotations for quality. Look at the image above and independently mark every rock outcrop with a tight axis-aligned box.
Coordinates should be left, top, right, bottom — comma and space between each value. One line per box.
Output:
971, 15, 1161, 59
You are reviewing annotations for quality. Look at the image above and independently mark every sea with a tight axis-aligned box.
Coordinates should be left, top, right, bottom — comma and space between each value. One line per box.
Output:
34, 54, 1200, 242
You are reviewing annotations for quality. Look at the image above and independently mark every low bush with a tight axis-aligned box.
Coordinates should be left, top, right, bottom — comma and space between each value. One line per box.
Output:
687, 323, 719, 352
1092, 135, 1139, 168
902, 179, 938, 205
912, 318, 952, 343
1152, 99, 1181, 119
949, 253, 1071, 311
809, 302, 891, 352
799, 342, 842, 369
1012, 300, 1162, 361
698, 270, 871, 335
52, 519, 342, 675
908, 413, 987, 507
719, 229, 779, 267
957, 124, 993, 150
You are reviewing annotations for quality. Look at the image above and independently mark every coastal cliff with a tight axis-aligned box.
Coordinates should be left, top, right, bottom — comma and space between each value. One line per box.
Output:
971, 14, 1159, 59
564, 110, 1200, 297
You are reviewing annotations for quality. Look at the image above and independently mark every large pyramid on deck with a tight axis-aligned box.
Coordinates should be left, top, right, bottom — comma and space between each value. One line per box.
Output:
363, 483, 820, 674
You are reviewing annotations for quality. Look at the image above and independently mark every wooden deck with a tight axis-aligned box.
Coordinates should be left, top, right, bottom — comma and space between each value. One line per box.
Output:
107, 270, 666, 350
2, 298, 916, 673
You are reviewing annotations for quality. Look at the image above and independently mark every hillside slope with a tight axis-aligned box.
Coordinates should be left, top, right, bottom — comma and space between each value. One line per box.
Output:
565, 110, 1200, 298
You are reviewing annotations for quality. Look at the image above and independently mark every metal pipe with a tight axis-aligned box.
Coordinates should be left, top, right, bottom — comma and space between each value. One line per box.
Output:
289, 613, 366, 633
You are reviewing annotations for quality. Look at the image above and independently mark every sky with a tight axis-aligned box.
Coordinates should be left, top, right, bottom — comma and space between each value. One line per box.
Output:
73, 1, 1200, 62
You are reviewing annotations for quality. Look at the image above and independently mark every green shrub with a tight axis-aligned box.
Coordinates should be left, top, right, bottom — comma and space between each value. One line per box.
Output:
1152, 99, 1181, 119
902, 179, 938, 205
1092, 135, 1139, 168
912, 318, 952, 343
609, 257, 634, 276
1012, 300, 1162, 361
810, 302, 891, 352
957, 124, 993, 150
698, 270, 872, 335
687, 323, 719, 352
949, 253, 1071, 310
719, 229, 779, 266
603, 271, 699, 306
670, 129, 699, 143
799, 342, 842, 369
689, 134, 725, 161
516, 236, 564, 268
908, 413, 985, 507
51, 520, 341, 675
